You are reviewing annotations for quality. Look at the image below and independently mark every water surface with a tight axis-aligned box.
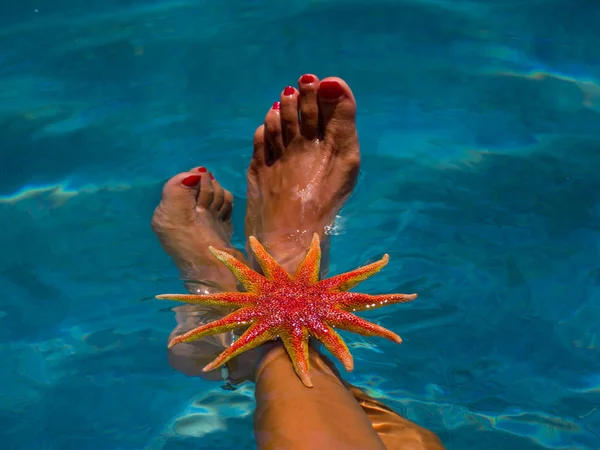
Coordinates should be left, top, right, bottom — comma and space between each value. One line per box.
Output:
1, 1, 599, 449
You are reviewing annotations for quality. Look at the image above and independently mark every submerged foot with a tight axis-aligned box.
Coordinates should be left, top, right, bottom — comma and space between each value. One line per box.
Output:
151, 166, 245, 292
246, 75, 360, 274
152, 166, 256, 382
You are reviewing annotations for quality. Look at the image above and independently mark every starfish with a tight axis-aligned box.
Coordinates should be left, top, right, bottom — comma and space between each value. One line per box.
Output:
156, 233, 417, 387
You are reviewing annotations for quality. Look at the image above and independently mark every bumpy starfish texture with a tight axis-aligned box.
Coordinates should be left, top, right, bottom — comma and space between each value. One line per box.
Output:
156, 233, 417, 387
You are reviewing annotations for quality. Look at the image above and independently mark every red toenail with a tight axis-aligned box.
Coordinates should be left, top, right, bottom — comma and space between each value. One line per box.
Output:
197, 167, 207, 173
319, 80, 344, 100
182, 175, 201, 187
283, 86, 295, 96
272, 101, 281, 110
300, 74, 315, 84
209, 173, 215, 180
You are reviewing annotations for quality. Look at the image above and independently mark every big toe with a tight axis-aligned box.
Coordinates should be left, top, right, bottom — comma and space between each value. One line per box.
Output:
152, 171, 202, 230
317, 77, 358, 151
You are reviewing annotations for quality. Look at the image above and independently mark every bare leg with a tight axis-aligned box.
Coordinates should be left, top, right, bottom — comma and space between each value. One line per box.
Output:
246, 75, 444, 449
256, 342, 443, 449
254, 344, 385, 450
346, 383, 445, 450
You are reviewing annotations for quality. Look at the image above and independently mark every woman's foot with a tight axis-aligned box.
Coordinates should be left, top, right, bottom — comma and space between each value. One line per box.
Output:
246, 75, 360, 274
152, 166, 258, 383
151, 166, 245, 293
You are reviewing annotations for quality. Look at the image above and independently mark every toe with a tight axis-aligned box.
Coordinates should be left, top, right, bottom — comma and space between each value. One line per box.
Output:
280, 85, 300, 144
189, 166, 208, 176
195, 170, 214, 208
264, 103, 284, 161
297, 74, 320, 139
252, 124, 267, 168
219, 190, 234, 221
317, 77, 358, 151
209, 175, 225, 212
152, 171, 202, 227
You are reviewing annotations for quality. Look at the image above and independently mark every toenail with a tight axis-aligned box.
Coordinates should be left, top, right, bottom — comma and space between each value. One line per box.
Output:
209, 173, 215, 180
272, 101, 281, 110
182, 175, 201, 187
283, 86, 295, 96
300, 74, 315, 84
197, 167, 207, 173
319, 80, 344, 100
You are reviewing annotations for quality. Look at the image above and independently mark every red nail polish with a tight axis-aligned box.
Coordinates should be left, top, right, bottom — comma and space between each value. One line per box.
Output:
209, 173, 215, 180
300, 74, 315, 84
319, 80, 344, 100
182, 175, 201, 187
283, 86, 295, 96
272, 101, 281, 110
197, 167, 207, 173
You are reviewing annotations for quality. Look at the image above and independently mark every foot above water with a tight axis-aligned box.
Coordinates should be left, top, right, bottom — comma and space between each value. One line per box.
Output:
246, 74, 361, 275
151, 166, 244, 293
152, 74, 361, 288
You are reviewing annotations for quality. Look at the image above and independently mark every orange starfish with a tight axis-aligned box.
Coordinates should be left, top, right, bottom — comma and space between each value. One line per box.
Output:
156, 233, 417, 387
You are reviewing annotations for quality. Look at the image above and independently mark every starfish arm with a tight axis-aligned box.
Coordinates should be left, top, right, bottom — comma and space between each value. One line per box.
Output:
168, 307, 257, 348
155, 292, 256, 308
280, 327, 313, 387
292, 233, 321, 285
209, 246, 271, 294
337, 292, 418, 312
327, 309, 402, 344
318, 254, 390, 292
248, 236, 291, 283
307, 322, 354, 372
203, 320, 278, 372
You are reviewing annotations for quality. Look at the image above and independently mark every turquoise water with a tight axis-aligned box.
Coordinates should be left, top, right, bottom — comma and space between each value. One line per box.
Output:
1, 1, 600, 448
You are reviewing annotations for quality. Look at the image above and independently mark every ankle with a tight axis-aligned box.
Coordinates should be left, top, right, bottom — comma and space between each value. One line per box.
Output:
180, 247, 248, 293
248, 233, 330, 277
254, 340, 339, 385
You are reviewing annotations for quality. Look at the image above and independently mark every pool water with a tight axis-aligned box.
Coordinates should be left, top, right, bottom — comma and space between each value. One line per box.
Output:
1, 1, 600, 449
